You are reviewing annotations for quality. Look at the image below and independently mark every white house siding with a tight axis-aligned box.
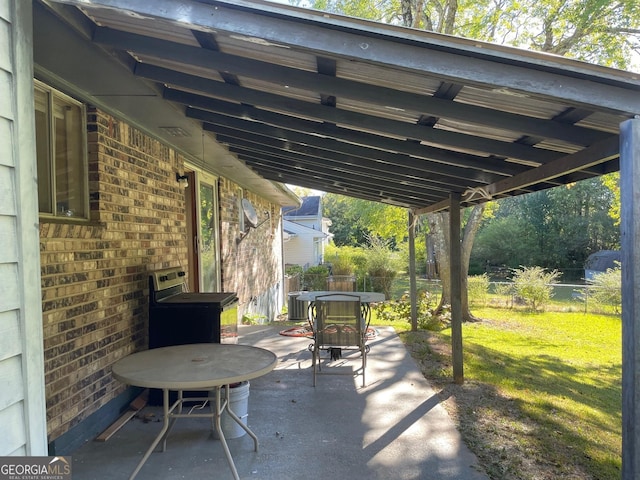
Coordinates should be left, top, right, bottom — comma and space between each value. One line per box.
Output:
283, 197, 331, 268
0, 0, 47, 456
284, 235, 318, 267
283, 219, 328, 267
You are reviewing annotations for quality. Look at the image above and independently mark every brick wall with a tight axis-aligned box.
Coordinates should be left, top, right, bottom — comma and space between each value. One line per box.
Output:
40, 107, 285, 444
218, 180, 282, 320
40, 108, 189, 441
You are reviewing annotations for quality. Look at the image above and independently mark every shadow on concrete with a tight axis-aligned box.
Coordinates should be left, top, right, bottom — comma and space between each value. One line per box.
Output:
71, 326, 487, 480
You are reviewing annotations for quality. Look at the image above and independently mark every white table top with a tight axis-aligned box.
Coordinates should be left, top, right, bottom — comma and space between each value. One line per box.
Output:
112, 344, 277, 390
295, 291, 386, 302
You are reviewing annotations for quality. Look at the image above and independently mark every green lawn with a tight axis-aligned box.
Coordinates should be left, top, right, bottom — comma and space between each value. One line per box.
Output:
287, 276, 622, 477
400, 307, 622, 479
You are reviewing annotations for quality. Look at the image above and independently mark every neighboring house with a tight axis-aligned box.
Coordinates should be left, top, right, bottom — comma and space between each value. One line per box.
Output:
585, 250, 621, 281
283, 219, 329, 267
282, 196, 332, 268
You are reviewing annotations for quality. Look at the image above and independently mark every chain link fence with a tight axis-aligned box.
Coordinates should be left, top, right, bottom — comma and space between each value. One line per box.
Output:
472, 281, 622, 315
286, 272, 620, 315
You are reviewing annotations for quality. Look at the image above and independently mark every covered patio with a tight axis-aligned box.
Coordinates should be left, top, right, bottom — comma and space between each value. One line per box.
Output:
8, 0, 640, 477
70, 325, 488, 480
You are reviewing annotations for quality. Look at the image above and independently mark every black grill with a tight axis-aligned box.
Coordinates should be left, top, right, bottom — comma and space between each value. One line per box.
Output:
147, 267, 239, 404
148, 268, 238, 348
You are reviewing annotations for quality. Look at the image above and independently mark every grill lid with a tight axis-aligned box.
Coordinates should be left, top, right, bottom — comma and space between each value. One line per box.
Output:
157, 292, 238, 306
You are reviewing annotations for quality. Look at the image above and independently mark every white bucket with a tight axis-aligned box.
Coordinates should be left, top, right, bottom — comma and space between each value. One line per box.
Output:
210, 381, 250, 439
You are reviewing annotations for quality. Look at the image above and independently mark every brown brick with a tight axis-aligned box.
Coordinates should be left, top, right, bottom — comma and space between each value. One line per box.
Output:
41, 106, 281, 444
41, 109, 188, 439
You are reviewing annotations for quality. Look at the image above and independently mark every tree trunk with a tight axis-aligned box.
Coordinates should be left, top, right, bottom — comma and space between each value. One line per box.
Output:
429, 212, 450, 306
400, 0, 413, 27
443, 0, 458, 35
428, 203, 485, 322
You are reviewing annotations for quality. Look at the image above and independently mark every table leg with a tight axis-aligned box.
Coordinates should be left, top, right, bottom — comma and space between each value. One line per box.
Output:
213, 386, 240, 480
224, 385, 258, 451
128, 386, 261, 480
161, 390, 181, 452
128, 388, 172, 480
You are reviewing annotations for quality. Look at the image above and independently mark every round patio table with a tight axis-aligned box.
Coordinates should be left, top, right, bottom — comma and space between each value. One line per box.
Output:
295, 291, 385, 303
112, 343, 278, 480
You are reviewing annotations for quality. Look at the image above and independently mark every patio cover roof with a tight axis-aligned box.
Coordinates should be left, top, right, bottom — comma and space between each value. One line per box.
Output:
40, 0, 640, 212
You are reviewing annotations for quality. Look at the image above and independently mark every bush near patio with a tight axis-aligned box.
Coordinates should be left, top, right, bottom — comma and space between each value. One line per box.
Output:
324, 242, 400, 297
372, 290, 449, 331
511, 266, 561, 311
303, 265, 330, 291
583, 264, 622, 314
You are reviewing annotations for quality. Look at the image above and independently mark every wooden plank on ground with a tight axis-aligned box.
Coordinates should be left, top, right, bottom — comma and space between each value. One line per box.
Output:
95, 391, 147, 442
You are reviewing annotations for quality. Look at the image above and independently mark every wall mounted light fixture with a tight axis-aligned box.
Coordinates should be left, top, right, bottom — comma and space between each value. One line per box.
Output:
176, 173, 189, 189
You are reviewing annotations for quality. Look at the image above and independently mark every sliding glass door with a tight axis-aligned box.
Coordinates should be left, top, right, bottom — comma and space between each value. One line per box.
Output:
195, 172, 220, 292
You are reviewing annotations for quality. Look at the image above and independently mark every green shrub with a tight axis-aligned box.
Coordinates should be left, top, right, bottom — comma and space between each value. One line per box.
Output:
351, 252, 368, 274
512, 266, 561, 311
366, 238, 400, 299
372, 290, 448, 331
285, 264, 303, 276
326, 244, 367, 276
303, 265, 330, 291
587, 264, 622, 314
425, 303, 450, 330
468, 273, 490, 306
330, 254, 354, 275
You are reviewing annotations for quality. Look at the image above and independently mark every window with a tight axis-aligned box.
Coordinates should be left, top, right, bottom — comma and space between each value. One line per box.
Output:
34, 81, 88, 219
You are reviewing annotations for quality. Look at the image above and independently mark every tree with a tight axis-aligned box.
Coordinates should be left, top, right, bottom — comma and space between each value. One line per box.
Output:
428, 204, 485, 321
455, 0, 640, 70
601, 172, 621, 226
302, 0, 637, 321
471, 177, 619, 280
304, 0, 640, 70
546, 179, 618, 269
323, 193, 369, 246
323, 193, 408, 245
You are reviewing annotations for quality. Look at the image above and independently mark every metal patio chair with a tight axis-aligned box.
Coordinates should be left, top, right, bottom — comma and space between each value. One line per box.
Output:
308, 294, 370, 387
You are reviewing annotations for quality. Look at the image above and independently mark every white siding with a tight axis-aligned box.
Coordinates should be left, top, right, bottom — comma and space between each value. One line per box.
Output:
283, 205, 330, 267
0, 402, 27, 456
284, 234, 319, 267
0, 0, 47, 456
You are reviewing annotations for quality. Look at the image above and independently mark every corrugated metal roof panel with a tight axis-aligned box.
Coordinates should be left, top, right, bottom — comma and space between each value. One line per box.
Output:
42, 0, 639, 211
336, 60, 443, 95
216, 34, 319, 71
455, 85, 567, 118
82, 7, 202, 46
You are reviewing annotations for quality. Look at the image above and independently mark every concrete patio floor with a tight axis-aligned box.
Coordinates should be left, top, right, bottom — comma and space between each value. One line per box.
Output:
70, 325, 489, 480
